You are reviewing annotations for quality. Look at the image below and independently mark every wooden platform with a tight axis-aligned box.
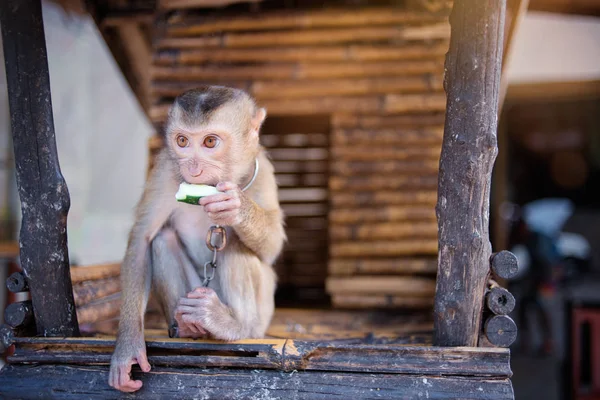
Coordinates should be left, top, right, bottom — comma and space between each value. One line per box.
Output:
0, 308, 514, 399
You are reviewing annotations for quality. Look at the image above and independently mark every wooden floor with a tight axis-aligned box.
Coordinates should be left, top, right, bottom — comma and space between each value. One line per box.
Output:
85, 307, 436, 342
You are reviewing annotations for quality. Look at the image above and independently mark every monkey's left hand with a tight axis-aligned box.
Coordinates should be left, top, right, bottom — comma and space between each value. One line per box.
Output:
200, 182, 248, 226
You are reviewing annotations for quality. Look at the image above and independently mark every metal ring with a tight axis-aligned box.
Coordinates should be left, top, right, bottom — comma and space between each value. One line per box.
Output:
205, 225, 227, 251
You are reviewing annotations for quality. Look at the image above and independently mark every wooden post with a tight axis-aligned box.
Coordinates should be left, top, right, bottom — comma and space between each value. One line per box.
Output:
0, 0, 80, 336
433, 0, 506, 347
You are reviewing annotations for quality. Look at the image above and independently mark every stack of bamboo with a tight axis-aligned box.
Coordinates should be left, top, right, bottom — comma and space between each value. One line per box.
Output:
326, 113, 444, 308
148, 3, 450, 300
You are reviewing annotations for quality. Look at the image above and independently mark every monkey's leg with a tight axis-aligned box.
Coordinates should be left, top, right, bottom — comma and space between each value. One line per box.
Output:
150, 228, 208, 338
175, 241, 276, 341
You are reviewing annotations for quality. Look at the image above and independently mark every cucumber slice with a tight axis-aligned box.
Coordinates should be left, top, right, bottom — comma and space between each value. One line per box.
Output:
175, 183, 220, 205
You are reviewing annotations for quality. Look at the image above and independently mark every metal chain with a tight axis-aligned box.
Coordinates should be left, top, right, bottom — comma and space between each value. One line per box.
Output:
202, 225, 227, 286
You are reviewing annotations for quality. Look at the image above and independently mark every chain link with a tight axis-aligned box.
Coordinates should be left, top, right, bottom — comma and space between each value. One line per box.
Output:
202, 225, 227, 286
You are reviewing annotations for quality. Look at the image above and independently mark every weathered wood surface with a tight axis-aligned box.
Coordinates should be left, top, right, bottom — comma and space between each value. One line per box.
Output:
484, 315, 517, 348
332, 112, 446, 128
0, 364, 514, 399
7, 335, 512, 378
330, 221, 438, 241
486, 287, 516, 316
4, 300, 34, 329
0, 0, 79, 336
330, 206, 436, 224
6, 271, 28, 293
490, 250, 519, 279
433, 0, 506, 347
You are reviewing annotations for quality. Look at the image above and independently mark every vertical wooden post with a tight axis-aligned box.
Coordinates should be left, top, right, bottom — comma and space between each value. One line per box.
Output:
0, 0, 80, 336
434, 0, 506, 347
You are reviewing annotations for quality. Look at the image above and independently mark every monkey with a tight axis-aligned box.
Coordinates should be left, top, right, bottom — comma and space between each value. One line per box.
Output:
108, 86, 286, 393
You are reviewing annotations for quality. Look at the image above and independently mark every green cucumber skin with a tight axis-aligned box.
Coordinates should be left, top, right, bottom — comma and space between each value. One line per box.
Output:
177, 195, 202, 205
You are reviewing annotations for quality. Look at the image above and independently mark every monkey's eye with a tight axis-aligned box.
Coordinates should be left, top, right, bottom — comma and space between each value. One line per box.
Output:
204, 136, 218, 148
176, 135, 189, 148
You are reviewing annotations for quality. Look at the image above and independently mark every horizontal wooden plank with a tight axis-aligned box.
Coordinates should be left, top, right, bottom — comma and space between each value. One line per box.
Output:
272, 160, 328, 173
280, 203, 328, 217
277, 188, 328, 203
6, 336, 512, 377
154, 42, 450, 65
330, 221, 438, 241
267, 147, 328, 161
329, 205, 436, 224
253, 75, 443, 99
332, 112, 446, 128
157, 24, 451, 49
329, 258, 438, 276
165, 8, 446, 36
330, 146, 440, 161
261, 132, 328, 147
276, 173, 327, 187
332, 294, 434, 309
72, 277, 121, 307
330, 175, 438, 191
159, 0, 262, 9
70, 263, 121, 284
0, 364, 514, 399
152, 60, 444, 81
326, 276, 436, 296
332, 126, 444, 146
330, 240, 438, 257
330, 190, 437, 207
331, 159, 439, 176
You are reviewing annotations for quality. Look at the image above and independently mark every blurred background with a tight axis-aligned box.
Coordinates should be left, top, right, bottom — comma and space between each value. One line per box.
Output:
1, 1, 599, 399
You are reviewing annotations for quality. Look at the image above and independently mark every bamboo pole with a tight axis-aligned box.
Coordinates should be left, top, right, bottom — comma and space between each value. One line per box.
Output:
330, 191, 438, 207
157, 24, 451, 49
166, 8, 446, 36
326, 276, 436, 296
154, 42, 450, 65
329, 175, 438, 191
328, 258, 438, 276
330, 240, 438, 257
329, 221, 438, 241
329, 206, 436, 224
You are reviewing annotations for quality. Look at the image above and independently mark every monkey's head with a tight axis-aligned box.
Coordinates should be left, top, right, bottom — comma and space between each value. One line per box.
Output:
165, 86, 266, 185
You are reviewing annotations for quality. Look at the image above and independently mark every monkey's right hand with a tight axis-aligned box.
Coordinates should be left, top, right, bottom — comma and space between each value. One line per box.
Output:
108, 334, 151, 393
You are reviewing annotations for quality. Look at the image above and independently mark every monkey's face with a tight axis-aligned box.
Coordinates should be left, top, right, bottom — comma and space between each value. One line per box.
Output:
166, 87, 266, 185
169, 124, 233, 185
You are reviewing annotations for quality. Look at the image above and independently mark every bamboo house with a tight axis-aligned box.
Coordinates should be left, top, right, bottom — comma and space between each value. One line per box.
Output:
0, 0, 524, 398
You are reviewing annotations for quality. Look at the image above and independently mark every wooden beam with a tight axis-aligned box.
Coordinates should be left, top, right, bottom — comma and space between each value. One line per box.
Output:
0, 364, 515, 399
505, 79, 600, 103
159, 0, 264, 10
115, 22, 152, 111
434, 0, 506, 347
0, 0, 79, 337
498, 0, 530, 113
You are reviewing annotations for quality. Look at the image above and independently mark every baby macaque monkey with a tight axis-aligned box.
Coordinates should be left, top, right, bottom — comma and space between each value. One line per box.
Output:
109, 86, 286, 393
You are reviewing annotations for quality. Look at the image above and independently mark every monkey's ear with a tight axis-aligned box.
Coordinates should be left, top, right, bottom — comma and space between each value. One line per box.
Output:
250, 107, 267, 138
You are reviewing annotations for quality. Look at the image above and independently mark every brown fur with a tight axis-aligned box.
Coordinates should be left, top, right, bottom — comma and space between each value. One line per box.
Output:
108, 86, 285, 393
